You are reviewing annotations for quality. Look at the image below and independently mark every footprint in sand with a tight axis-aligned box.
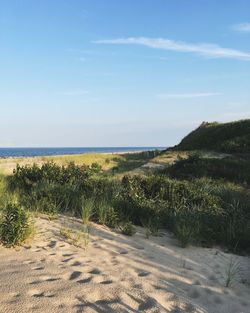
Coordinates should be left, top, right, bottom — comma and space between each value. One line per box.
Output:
78, 276, 93, 284
31, 266, 45, 271
213, 295, 223, 304
29, 289, 56, 298
69, 271, 82, 280
100, 279, 113, 285
23, 260, 36, 265
30, 280, 42, 285
192, 279, 201, 285
137, 271, 150, 277
188, 287, 200, 299
71, 261, 82, 266
127, 293, 157, 311
28, 289, 43, 297
62, 253, 74, 257
183, 302, 196, 313
47, 240, 57, 248
62, 257, 74, 263
33, 249, 42, 252
133, 244, 144, 250
119, 250, 128, 255
89, 268, 101, 275
41, 275, 61, 282
209, 274, 217, 281
204, 288, 213, 295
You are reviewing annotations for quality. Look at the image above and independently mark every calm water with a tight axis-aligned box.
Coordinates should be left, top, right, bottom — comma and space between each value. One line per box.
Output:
0, 147, 165, 158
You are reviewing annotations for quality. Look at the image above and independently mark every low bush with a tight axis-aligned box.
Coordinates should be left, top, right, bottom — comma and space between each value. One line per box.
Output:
0, 202, 32, 247
81, 198, 94, 225
165, 154, 250, 186
6, 161, 250, 252
120, 221, 136, 236
95, 201, 118, 228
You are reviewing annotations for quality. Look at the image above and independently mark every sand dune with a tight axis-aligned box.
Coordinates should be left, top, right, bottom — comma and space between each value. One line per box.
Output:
0, 216, 249, 313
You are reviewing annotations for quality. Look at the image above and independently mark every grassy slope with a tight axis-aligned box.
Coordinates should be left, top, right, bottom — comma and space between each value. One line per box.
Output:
0, 151, 159, 176
173, 119, 250, 153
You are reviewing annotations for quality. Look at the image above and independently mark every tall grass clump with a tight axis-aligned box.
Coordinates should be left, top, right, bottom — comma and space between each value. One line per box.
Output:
96, 201, 118, 228
0, 202, 33, 247
81, 198, 94, 225
224, 257, 242, 287
119, 221, 136, 236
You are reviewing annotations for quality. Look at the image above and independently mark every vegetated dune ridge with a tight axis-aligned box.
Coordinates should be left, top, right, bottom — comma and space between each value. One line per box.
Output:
0, 216, 249, 313
173, 119, 250, 153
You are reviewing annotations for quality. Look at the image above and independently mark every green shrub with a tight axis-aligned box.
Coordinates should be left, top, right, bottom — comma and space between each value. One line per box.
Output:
175, 119, 250, 153
90, 162, 102, 173
165, 154, 250, 186
174, 218, 197, 248
120, 221, 136, 236
96, 201, 118, 228
224, 257, 241, 287
8, 161, 94, 194
81, 198, 94, 225
0, 203, 32, 247
142, 216, 161, 238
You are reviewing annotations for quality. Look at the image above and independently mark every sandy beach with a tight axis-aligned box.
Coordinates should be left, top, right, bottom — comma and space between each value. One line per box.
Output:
0, 216, 249, 313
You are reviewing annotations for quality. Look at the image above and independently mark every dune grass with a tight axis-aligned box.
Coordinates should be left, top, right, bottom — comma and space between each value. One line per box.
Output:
0, 150, 160, 176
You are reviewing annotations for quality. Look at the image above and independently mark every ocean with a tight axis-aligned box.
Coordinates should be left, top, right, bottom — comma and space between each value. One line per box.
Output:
0, 147, 165, 158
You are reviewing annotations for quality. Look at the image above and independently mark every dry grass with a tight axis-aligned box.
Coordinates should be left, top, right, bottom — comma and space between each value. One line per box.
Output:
151, 150, 230, 167
0, 153, 122, 175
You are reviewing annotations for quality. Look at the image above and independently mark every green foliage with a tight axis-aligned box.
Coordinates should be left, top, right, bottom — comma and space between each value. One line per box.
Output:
224, 257, 241, 287
174, 119, 250, 153
8, 161, 93, 193
175, 221, 193, 247
96, 201, 118, 228
81, 198, 94, 225
120, 221, 136, 236
0, 175, 7, 208
5, 156, 250, 253
166, 154, 250, 186
0, 202, 32, 247
142, 216, 161, 238
90, 162, 102, 173
207, 182, 250, 252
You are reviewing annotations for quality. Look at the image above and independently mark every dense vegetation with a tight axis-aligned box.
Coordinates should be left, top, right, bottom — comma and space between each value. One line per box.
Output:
0, 119, 249, 252
0, 202, 32, 247
166, 154, 250, 186
0, 159, 248, 252
174, 119, 250, 153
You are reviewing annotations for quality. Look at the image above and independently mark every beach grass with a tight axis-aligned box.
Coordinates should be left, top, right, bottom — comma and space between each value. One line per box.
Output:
0, 150, 160, 176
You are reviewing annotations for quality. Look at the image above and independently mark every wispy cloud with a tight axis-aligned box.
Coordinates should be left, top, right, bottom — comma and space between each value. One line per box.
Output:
232, 23, 250, 33
94, 37, 250, 60
157, 92, 222, 99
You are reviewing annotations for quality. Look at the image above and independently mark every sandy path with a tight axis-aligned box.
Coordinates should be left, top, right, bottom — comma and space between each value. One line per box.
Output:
0, 216, 249, 313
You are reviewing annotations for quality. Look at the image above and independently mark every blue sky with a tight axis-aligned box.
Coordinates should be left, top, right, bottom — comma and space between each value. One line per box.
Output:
0, 0, 249, 147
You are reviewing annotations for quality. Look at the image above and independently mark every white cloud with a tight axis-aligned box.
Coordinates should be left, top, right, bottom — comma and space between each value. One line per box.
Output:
232, 23, 250, 33
157, 92, 222, 99
94, 37, 250, 60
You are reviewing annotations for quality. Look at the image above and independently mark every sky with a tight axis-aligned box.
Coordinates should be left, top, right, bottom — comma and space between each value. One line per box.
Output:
0, 0, 250, 147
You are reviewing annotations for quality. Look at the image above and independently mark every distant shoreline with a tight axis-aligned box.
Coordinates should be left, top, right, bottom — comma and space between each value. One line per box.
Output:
0, 147, 165, 159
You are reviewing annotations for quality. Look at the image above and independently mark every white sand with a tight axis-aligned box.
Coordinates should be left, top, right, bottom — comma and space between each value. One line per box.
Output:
0, 216, 249, 313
